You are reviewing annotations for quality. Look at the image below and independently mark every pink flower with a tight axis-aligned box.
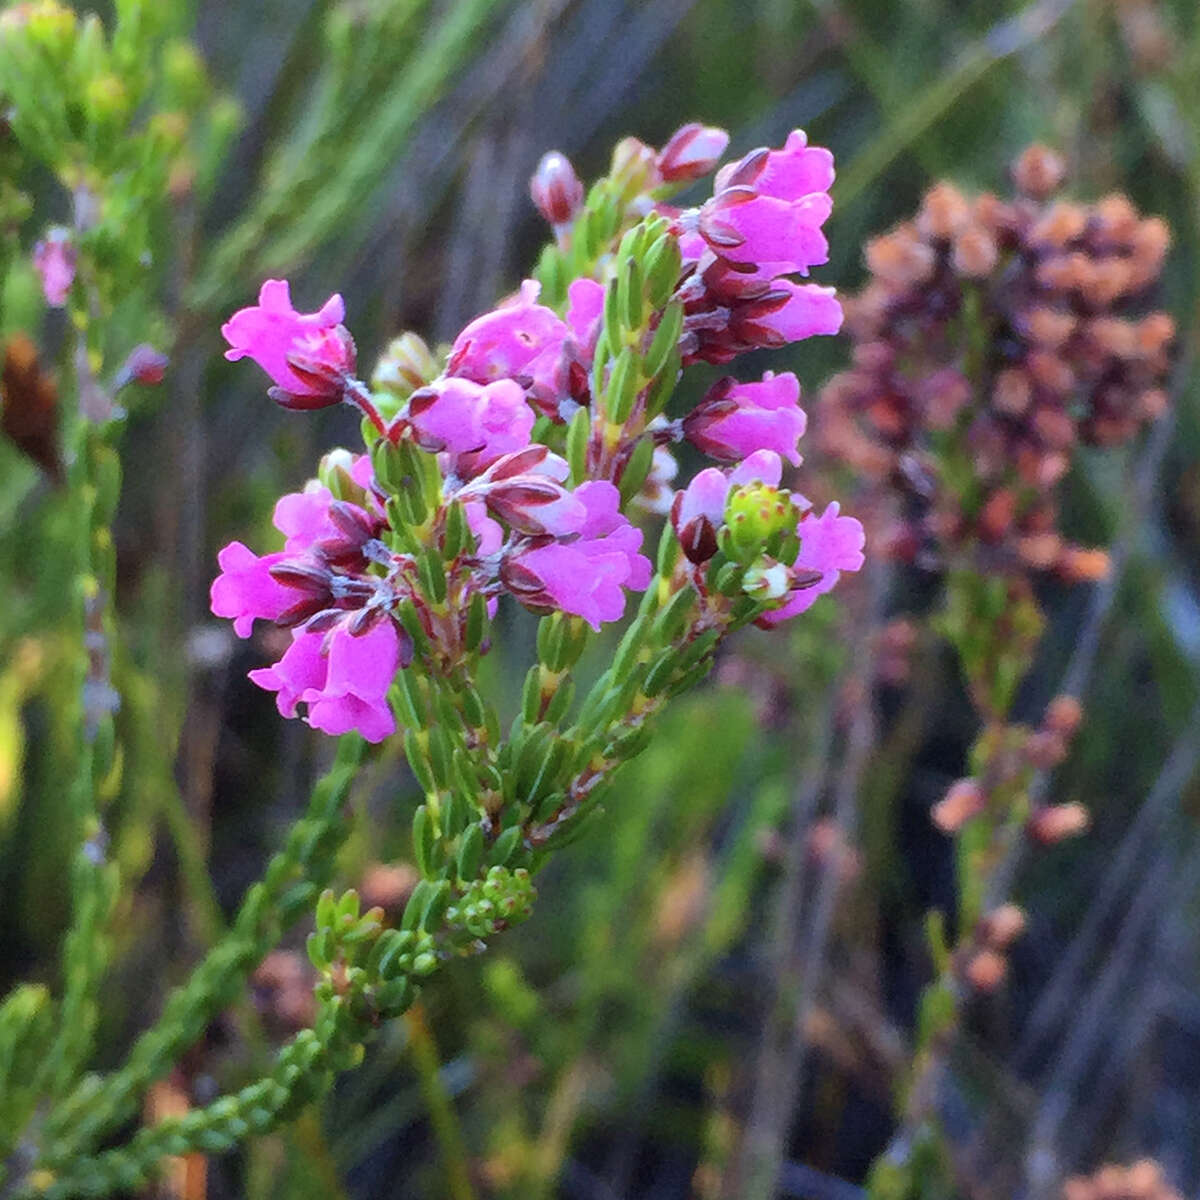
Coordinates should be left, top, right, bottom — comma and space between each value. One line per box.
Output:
758, 503, 866, 625
248, 620, 403, 743
33, 228, 75, 307
485, 479, 587, 537
658, 123, 730, 184
700, 130, 835, 278
683, 371, 807, 465
502, 482, 651, 629
448, 280, 570, 400
408, 377, 535, 474
210, 542, 295, 637
732, 280, 843, 347
565, 278, 605, 363
530, 151, 584, 226
222, 279, 355, 408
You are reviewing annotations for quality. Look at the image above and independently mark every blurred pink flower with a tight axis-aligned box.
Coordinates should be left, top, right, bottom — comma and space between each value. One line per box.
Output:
33, 228, 75, 307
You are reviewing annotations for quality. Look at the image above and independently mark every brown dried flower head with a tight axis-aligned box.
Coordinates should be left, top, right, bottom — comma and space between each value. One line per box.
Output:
817, 147, 1173, 583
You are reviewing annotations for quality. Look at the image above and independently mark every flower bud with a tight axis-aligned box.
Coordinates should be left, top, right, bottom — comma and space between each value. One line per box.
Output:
610, 136, 662, 199
657, 123, 729, 184
981, 903, 1026, 949
1028, 801, 1090, 844
529, 151, 584, 227
372, 332, 438, 408
1044, 694, 1083, 738
917, 182, 970, 239
931, 778, 985, 833
1012, 144, 1066, 199
115, 344, 169, 388
965, 948, 1007, 992
1025, 729, 1069, 770
723, 481, 800, 564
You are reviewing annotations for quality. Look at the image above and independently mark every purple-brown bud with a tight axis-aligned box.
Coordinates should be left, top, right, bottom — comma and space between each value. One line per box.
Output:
657, 123, 730, 184
530, 151, 584, 227
116, 344, 169, 388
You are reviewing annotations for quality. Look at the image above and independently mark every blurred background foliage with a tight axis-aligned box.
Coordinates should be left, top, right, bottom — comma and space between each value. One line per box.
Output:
3, 0, 1200, 1196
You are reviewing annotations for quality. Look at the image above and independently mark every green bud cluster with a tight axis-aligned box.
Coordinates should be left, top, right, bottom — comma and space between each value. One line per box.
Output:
446, 866, 536, 940
721, 483, 803, 566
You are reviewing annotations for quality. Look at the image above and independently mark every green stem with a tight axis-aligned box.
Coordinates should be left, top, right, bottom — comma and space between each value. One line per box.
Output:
406, 1004, 477, 1200
39, 735, 368, 1165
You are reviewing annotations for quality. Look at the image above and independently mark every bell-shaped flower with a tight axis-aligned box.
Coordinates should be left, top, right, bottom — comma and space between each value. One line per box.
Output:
448, 280, 571, 400
210, 543, 295, 637
699, 130, 835, 278
683, 371, 807, 465
222, 279, 355, 408
248, 619, 406, 743
407, 377, 534, 474
501, 482, 651, 629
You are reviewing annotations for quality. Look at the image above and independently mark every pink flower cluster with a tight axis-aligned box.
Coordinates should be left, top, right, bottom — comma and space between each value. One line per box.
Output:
211, 123, 863, 742
673, 130, 843, 364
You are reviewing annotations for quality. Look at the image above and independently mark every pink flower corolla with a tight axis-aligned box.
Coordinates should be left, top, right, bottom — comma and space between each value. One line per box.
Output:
210, 542, 295, 637
565, 278, 605, 364
462, 446, 589, 537
33, 228, 75, 307
501, 481, 651, 629
222, 279, 355, 408
248, 620, 403, 743
407, 377, 535, 474
683, 371, 807, 465
700, 130, 834, 278
447, 281, 571, 407
729, 279, 843, 348
757, 503, 866, 625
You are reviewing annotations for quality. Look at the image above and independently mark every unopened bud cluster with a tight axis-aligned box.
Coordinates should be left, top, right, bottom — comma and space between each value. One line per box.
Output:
932, 694, 1088, 840
819, 144, 1172, 581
